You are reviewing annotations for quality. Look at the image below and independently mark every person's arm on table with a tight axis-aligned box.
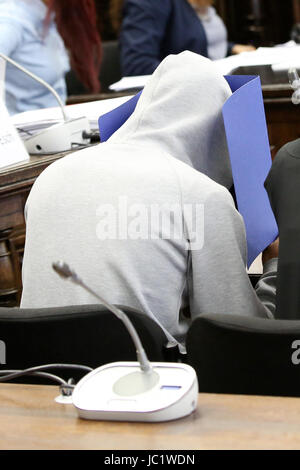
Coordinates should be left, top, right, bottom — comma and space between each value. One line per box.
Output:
230, 43, 256, 55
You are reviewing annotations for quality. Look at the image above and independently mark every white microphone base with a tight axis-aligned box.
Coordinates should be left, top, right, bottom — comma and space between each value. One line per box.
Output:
72, 362, 198, 422
24, 117, 91, 154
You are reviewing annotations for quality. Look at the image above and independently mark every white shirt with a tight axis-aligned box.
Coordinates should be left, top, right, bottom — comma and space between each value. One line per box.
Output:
0, 0, 70, 114
194, 6, 228, 60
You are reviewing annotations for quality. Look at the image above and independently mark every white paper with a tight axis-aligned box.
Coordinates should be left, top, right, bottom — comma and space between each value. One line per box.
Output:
15, 119, 60, 139
0, 57, 6, 101
12, 95, 133, 132
0, 101, 29, 169
215, 43, 300, 75
247, 254, 263, 275
109, 76, 151, 92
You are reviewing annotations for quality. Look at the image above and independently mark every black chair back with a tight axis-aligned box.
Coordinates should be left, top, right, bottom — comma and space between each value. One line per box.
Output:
66, 40, 122, 95
99, 40, 122, 92
0, 304, 172, 383
186, 313, 300, 397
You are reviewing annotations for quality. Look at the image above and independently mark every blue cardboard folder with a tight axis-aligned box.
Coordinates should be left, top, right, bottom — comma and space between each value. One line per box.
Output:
98, 76, 278, 268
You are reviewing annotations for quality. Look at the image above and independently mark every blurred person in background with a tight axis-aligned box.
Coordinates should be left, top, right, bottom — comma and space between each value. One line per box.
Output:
110, 0, 255, 76
0, 0, 102, 115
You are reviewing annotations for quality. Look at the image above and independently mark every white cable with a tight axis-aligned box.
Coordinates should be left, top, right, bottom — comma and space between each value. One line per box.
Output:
0, 52, 69, 121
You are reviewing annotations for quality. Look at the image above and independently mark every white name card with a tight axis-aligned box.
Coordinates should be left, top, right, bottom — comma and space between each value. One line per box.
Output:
0, 57, 5, 100
0, 58, 29, 169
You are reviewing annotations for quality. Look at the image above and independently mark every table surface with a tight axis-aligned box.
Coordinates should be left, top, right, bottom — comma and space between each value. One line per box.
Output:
0, 152, 68, 196
1, 383, 300, 450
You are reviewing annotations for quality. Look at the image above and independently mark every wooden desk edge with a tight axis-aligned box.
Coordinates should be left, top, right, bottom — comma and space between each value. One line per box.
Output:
1, 383, 300, 450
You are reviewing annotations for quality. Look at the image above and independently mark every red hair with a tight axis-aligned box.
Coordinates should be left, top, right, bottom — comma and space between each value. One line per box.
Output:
46, 0, 102, 93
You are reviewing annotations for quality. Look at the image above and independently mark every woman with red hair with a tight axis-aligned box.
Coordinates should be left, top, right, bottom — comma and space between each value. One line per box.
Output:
0, 0, 102, 115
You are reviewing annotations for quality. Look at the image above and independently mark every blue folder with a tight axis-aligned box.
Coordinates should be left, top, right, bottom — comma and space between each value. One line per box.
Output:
98, 76, 278, 268
98, 91, 142, 142
223, 75, 278, 267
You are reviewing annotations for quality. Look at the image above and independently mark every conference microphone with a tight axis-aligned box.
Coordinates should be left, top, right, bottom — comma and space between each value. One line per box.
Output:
52, 261, 152, 374
0, 53, 91, 154
52, 261, 198, 422
288, 67, 300, 105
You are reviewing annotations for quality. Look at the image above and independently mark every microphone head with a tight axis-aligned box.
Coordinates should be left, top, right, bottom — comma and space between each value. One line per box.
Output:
288, 68, 300, 89
292, 90, 300, 105
52, 261, 74, 279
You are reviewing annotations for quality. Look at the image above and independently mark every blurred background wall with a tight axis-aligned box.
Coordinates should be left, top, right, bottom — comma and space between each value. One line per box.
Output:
95, 0, 300, 47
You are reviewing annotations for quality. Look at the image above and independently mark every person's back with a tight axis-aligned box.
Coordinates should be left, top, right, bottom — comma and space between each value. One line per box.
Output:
21, 52, 276, 350
21, 145, 228, 347
265, 139, 300, 319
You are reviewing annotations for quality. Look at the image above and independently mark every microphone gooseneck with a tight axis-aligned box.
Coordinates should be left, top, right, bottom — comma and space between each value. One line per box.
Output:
52, 261, 153, 375
0, 53, 69, 122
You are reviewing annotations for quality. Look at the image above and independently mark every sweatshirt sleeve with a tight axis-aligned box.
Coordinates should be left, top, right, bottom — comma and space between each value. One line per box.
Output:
119, 0, 171, 76
187, 186, 275, 320
254, 258, 277, 318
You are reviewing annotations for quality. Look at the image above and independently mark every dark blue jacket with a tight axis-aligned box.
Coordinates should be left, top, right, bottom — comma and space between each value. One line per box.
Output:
120, 0, 209, 76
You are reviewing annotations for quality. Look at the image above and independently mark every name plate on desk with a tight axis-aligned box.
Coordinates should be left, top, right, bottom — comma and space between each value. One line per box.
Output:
0, 58, 29, 169
0, 102, 30, 169
0, 57, 5, 100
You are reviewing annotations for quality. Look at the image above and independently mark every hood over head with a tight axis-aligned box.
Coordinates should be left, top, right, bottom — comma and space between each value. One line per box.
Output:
109, 51, 233, 188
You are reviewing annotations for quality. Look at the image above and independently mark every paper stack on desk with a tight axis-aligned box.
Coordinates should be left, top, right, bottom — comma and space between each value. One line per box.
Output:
215, 41, 300, 75
109, 76, 151, 92
12, 95, 133, 139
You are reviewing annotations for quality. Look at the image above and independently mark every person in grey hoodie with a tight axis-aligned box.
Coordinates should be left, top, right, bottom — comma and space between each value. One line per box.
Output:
21, 51, 277, 351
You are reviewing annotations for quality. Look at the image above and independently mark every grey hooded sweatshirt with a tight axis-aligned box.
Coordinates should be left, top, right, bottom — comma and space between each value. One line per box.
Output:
21, 52, 276, 349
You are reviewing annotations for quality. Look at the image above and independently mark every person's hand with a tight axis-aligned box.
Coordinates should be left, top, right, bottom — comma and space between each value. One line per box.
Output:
231, 44, 256, 55
262, 238, 279, 265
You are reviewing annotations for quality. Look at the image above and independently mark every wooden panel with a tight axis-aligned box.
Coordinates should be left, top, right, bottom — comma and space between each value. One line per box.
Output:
0, 194, 25, 232
0, 225, 26, 306
264, 98, 300, 158
216, 0, 295, 46
0, 153, 66, 306
293, 0, 300, 23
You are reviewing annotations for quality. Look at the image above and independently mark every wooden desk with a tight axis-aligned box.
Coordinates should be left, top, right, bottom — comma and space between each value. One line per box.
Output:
67, 90, 136, 105
1, 383, 300, 450
0, 153, 66, 306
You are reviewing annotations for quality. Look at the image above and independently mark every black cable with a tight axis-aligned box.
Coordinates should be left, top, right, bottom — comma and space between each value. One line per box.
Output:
0, 363, 93, 395
82, 130, 100, 143
0, 370, 67, 385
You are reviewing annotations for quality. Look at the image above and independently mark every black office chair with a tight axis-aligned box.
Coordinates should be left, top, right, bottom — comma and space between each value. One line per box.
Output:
0, 304, 174, 384
66, 40, 122, 95
186, 313, 300, 397
99, 40, 122, 92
